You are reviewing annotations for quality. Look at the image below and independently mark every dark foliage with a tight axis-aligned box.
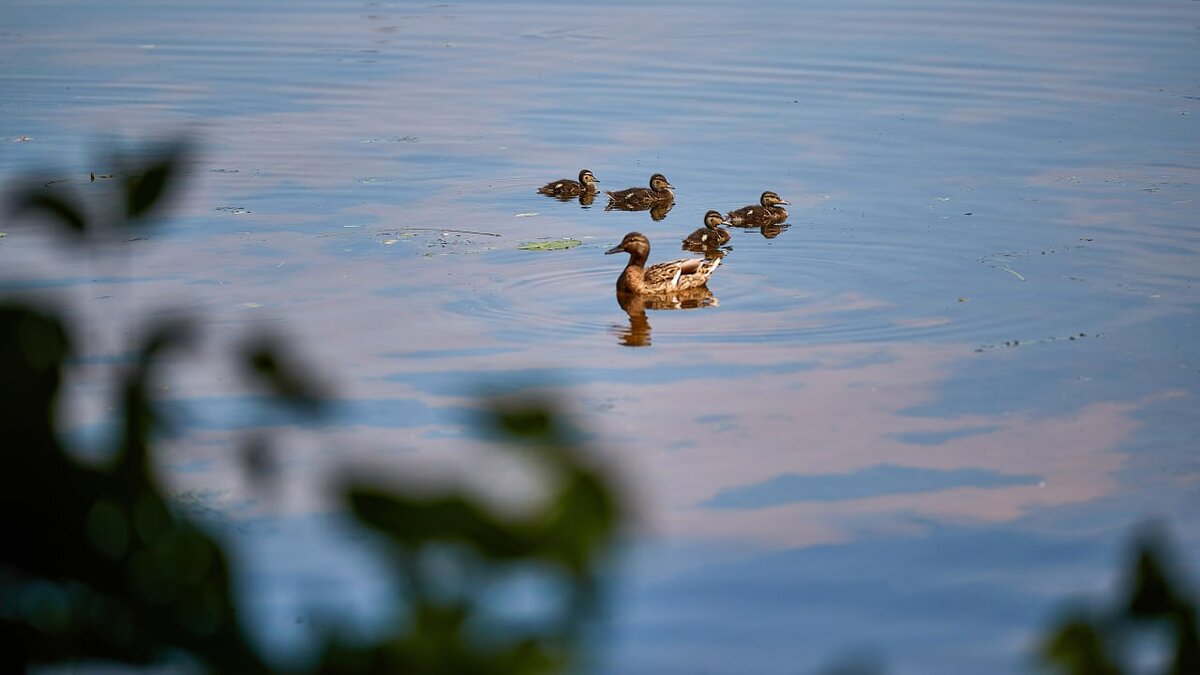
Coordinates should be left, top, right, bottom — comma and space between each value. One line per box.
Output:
2, 139, 1192, 675
1040, 526, 1199, 675
1, 144, 622, 674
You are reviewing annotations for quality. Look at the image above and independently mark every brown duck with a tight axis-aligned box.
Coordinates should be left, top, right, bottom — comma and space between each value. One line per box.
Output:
682, 210, 732, 250
606, 232, 721, 295
537, 169, 597, 198
605, 173, 675, 210
726, 191, 789, 226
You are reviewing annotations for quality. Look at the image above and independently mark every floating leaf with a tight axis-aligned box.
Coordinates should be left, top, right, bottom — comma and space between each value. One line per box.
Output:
518, 238, 582, 251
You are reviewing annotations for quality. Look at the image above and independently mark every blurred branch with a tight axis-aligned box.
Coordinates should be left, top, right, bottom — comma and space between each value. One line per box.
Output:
1040, 525, 1199, 675
2, 139, 624, 675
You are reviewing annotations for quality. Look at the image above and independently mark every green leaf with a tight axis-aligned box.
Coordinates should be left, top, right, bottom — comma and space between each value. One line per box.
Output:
348, 488, 533, 560
121, 141, 190, 221
1039, 616, 1121, 675
12, 191, 88, 236
1127, 541, 1180, 618
125, 162, 171, 220
517, 238, 581, 251
240, 334, 327, 414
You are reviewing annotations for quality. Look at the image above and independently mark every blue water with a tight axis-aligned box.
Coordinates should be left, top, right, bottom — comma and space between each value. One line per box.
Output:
3, 1, 1198, 673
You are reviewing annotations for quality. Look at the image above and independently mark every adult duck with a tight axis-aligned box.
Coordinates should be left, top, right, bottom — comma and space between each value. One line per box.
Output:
682, 210, 732, 250
726, 190, 789, 226
606, 231, 721, 295
605, 173, 674, 210
537, 169, 597, 198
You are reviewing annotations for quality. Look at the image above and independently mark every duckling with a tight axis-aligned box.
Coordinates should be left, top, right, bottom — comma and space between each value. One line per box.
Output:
537, 169, 597, 198
726, 191, 789, 226
605, 173, 675, 210
606, 231, 721, 295
682, 210, 732, 250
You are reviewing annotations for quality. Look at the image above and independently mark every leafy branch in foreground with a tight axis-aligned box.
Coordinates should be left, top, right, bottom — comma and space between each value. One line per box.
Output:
1041, 525, 1199, 675
1, 143, 624, 674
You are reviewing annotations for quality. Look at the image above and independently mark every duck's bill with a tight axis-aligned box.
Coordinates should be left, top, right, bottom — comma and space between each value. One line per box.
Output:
605, 244, 625, 254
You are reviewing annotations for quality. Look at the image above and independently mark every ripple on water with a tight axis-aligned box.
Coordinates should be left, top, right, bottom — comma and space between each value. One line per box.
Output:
447, 218, 1114, 349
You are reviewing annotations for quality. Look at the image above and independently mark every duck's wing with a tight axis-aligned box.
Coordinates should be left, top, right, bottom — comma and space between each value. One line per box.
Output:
607, 187, 650, 203
539, 178, 580, 195
644, 256, 721, 291
726, 205, 767, 225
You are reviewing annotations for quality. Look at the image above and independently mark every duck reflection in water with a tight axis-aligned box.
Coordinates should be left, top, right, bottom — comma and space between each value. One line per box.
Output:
605, 173, 675, 220
606, 231, 722, 347
758, 221, 790, 239
613, 287, 717, 347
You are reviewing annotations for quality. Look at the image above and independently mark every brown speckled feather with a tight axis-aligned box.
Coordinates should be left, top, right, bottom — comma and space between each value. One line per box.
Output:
607, 231, 721, 295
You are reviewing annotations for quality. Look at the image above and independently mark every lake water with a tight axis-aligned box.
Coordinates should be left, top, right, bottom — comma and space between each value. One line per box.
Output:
3, 0, 1198, 673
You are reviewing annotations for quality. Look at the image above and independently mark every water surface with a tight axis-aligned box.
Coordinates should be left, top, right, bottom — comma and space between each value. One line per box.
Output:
3, 1, 1198, 673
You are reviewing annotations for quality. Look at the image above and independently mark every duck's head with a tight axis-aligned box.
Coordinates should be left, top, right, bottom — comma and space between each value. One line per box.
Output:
606, 231, 650, 257
649, 173, 674, 191
703, 210, 728, 229
760, 191, 789, 207
579, 169, 597, 186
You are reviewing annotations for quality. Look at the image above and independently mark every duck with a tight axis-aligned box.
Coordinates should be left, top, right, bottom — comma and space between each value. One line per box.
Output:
726, 191, 789, 226
537, 169, 597, 198
605, 173, 675, 210
682, 210, 732, 250
606, 232, 721, 295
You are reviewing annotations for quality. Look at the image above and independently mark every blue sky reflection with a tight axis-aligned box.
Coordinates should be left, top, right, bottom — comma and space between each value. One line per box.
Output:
703, 464, 1042, 509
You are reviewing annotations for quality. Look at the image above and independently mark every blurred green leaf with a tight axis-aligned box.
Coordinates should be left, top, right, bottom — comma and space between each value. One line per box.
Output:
121, 141, 189, 222
1040, 616, 1121, 675
1127, 543, 1180, 619
349, 488, 532, 560
241, 334, 327, 414
493, 404, 557, 443
1041, 530, 1200, 675
4, 144, 621, 675
12, 190, 88, 237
